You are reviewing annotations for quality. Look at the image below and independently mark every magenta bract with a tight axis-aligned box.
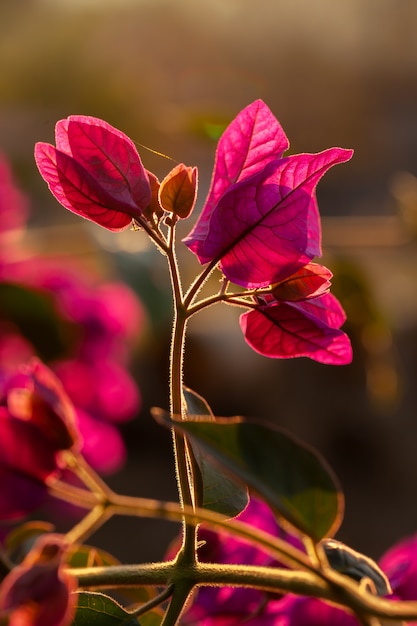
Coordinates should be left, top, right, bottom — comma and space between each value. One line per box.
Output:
6, 358, 81, 451
0, 359, 83, 519
184, 100, 353, 288
34, 116, 151, 231
270, 263, 332, 302
240, 293, 352, 365
0, 407, 58, 519
186, 99, 289, 243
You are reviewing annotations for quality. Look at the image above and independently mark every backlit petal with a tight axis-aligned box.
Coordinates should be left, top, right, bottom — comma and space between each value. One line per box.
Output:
240, 298, 352, 365
56, 116, 151, 211
187, 148, 352, 288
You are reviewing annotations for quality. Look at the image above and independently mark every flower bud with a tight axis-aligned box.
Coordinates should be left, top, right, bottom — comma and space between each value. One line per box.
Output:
159, 163, 198, 219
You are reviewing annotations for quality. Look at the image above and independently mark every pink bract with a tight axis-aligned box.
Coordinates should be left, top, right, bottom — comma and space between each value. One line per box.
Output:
184, 100, 353, 288
190, 100, 289, 235
240, 293, 352, 365
6, 358, 81, 451
34, 116, 151, 231
0, 408, 57, 519
0, 359, 82, 519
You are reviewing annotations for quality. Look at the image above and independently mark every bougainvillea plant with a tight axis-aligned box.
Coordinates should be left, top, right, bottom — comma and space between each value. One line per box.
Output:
0, 99, 416, 625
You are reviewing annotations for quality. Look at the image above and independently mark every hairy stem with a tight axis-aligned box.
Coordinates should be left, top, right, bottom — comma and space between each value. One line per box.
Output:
166, 222, 198, 565
62, 451, 114, 498
65, 504, 113, 545
132, 584, 175, 618
59, 488, 314, 573
160, 581, 194, 626
72, 558, 417, 623
50, 463, 315, 575
183, 258, 219, 308
72, 561, 326, 595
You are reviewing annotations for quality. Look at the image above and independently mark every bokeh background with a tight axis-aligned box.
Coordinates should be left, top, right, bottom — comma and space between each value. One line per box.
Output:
2, 0, 417, 564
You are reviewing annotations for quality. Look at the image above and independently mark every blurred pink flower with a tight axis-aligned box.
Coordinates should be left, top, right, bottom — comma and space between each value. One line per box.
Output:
55, 359, 140, 425
277, 595, 358, 626
0, 359, 80, 519
5, 357, 80, 450
380, 532, 417, 603
0, 154, 29, 233
0, 534, 76, 626
75, 408, 126, 474
0, 153, 144, 474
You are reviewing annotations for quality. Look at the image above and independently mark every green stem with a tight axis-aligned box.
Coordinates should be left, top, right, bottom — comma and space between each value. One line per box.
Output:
160, 582, 194, 626
186, 292, 254, 318
166, 223, 198, 565
72, 560, 177, 588
144, 218, 198, 622
52, 473, 417, 623
135, 216, 169, 253
65, 504, 113, 544
183, 261, 274, 313
72, 560, 417, 623
131, 584, 175, 618
48, 480, 99, 509
356, 615, 381, 626
303, 536, 326, 570
62, 451, 114, 498
50, 475, 313, 574
72, 561, 326, 595
71, 490, 314, 573
183, 258, 219, 308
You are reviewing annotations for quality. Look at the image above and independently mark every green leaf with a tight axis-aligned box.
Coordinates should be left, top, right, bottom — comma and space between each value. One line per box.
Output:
67, 545, 120, 569
5, 521, 55, 562
137, 609, 163, 626
72, 592, 140, 626
169, 415, 343, 541
183, 388, 248, 518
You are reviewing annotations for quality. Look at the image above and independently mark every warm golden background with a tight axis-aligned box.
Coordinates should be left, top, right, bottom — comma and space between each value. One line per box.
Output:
2, 0, 417, 563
